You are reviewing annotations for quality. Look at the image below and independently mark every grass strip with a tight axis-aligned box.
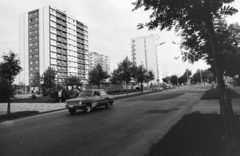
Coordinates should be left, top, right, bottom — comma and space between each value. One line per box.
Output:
201, 88, 240, 100
0, 111, 39, 122
145, 112, 240, 156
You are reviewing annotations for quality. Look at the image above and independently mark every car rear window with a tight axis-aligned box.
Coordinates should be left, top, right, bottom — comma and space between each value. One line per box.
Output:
100, 90, 107, 96
78, 91, 92, 97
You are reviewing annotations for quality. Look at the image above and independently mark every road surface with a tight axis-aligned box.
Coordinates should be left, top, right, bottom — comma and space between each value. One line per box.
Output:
0, 84, 210, 156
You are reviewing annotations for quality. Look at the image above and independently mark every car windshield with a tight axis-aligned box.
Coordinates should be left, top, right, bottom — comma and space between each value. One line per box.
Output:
78, 91, 92, 98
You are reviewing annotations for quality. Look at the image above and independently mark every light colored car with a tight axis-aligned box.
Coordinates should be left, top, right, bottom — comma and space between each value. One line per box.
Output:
160, 82, 168, 89
65, 89, 114, 114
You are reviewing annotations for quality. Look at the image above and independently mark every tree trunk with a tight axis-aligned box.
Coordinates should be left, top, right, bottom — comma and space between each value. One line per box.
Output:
7, 98, 11, 115
206, 16, 238, 156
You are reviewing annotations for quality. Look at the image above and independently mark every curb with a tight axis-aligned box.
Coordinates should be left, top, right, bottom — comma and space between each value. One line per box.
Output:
0, 90, 164, 122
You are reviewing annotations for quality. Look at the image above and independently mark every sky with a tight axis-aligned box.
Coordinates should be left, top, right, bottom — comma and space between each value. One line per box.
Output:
0, 0, 240, 77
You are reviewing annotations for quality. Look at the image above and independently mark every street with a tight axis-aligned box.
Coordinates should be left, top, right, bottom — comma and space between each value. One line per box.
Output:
0, 85, 210, 156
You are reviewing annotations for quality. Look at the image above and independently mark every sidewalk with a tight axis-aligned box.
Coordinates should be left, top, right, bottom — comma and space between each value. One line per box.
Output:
0, 89, 156, 115
190, 82, 240, 114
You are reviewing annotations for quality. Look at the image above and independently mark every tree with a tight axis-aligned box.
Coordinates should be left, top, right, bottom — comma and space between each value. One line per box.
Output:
145, 70, 155, 86
88, 64, 109, 89
0, 51, 22, 115
110, 68, 122, 85
41, 67, 57, 95
110, 57, 138, 90
171, 75, 178, 85
178, 69, 192, 84
63, 75, 83, 90
162, 76, 171, 83
135, 65, 148, 92
133, 1, 239, 154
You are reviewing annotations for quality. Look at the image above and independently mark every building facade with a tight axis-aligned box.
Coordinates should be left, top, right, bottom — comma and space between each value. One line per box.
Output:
18, 6, 89, 90
131, 34, 162, 83
89, 52, 110, 74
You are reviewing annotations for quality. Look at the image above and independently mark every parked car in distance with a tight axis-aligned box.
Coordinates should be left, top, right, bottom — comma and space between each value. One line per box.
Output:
167, 84, 173, 89
160, 82, 168, 90
65, 89, 114, 114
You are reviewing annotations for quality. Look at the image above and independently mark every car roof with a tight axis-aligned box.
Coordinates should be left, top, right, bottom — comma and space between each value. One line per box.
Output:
82, 89, 106, 91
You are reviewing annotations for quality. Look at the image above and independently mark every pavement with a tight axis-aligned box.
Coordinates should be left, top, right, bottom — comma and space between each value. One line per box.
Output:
1, 83, 240, 117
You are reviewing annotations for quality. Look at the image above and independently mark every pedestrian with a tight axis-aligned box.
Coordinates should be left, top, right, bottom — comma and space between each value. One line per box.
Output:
233, 79, 237, 89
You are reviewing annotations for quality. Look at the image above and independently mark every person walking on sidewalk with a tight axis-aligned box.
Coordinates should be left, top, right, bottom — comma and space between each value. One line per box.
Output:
233, 79, 237, 89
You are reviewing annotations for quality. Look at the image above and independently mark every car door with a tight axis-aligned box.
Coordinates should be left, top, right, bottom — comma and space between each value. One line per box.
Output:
92, 91, 103, 107
99, 90, 109, 105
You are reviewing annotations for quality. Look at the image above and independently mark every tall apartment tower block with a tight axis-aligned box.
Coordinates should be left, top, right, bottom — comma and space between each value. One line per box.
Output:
131, 34, 162, 83
19, 6, 89, 90
89, 52, 110, 74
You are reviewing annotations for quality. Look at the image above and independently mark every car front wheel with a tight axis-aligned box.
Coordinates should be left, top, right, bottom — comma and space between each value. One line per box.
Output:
69, 108, 76, 114
84, 104, 92, 113
105, 102, 112, 109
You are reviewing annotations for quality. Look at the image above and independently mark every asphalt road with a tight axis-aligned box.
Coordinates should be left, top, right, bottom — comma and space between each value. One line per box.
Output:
0, 84, 210, 156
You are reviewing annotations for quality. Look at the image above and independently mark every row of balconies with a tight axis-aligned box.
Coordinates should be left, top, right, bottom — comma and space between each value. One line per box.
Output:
57, 48, 67, 54
77, 44, 84, 49
57, 67, 67, 71
56, 13, 66, 21
57, 73, 68, 78
77, 39, 84, 44
56, 25, 67, 32
77, 28, 84, 34
77, 54, 84, 59
57, 43, 67, 49
56, 19, 67, 26
77, 32, 84, 38
57, 56, 67, 60
57, 37, 67, 43
57, 61, 68, 66
57, 31, 67, 38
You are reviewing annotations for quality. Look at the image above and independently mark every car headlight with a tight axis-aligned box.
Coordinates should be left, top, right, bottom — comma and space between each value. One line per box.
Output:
79, 101, 82, 105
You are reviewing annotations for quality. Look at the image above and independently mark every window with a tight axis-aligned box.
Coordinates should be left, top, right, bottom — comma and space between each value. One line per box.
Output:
35, 55, 39, 58
30, 61, 33, 64
35, 60, 38, 64
50, 33, 57, 40
30, 67, 33, 70
29, 37, 32, 40
51, 46, 57, 52
29, 49, 33, 52
35, 67, 38, 70
35, 48, 38, 52
29, 43, 33, 47
29, 55, 33, 58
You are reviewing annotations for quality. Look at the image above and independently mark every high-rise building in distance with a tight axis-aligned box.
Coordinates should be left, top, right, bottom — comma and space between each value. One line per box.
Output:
18, 6, 89, 90
89, 52, 110, 74
131, 34, 162, 83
